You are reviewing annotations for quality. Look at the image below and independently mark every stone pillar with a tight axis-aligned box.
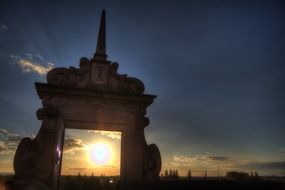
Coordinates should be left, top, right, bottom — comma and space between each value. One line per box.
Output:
121, 126, 145, 190
11, 106, 64, 190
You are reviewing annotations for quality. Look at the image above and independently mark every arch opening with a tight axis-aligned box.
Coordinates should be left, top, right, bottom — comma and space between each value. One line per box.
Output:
59, 129, 121, 190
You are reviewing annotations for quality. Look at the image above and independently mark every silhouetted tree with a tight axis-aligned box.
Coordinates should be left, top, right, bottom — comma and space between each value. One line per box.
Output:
169, 169, 173, 177
187, 169, 192, 179
165, 169, 169, 177
163, 168, 181, 179
251, 171, 261, 180
175, 170, 179, 179
250, 172, 254, 177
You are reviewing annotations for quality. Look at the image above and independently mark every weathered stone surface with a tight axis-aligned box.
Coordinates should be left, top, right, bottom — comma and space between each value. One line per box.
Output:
144, 144, 162, 181
47, 59, 145, 95
13, 106, 64, 189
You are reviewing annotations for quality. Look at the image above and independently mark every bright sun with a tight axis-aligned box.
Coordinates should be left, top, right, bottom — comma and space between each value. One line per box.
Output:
89, 143, 111, 165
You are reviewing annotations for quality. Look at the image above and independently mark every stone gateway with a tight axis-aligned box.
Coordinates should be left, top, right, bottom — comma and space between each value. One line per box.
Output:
11, 10, 161, 190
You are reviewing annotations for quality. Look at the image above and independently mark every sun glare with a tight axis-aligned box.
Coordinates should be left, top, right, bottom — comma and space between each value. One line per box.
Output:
62, 129, 121, 176
88, 143, 112, 165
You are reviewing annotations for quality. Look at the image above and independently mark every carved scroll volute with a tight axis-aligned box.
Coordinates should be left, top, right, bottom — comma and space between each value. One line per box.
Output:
47, 67, 90, 88
109, 62, 145, 94
47, 68, 74, 86
42, 97, 65, 112
144, 144, 162, 181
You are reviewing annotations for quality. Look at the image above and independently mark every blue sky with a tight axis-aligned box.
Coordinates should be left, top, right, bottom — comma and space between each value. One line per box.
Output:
0, 0, 285, 176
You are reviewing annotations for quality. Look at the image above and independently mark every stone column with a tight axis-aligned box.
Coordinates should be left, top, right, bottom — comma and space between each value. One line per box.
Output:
120, 115, 146, 190
11, 106, 64, 190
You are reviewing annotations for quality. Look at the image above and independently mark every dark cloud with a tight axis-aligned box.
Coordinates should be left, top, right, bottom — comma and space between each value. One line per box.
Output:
208, 156, 230, 162
63, 136, 85, 154
172, 155, 231, 165
243, 161, 285, 171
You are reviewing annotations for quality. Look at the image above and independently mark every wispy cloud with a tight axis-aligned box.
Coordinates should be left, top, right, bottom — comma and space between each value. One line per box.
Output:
0, 25, 8, 31
169, 155, 208, 168
278, 148, 285, 156
173, 154, 222, 163
166, 154, 248, 174
0, 128, 8, 135
0, 128, 25, 155
64, 136, 86, 155
68, 164, 117, 171
173, 155, 196, 163
0, 128, 86, 155
88, 130, 121, 140
68, 167, 88, 172
170, 155, 254, 168
97, 164, 117, 168
10, 53, 54, 75
165, 153, 285, 176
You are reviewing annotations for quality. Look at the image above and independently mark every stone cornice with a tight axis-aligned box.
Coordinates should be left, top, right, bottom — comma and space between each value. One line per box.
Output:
35, 82, 156, 107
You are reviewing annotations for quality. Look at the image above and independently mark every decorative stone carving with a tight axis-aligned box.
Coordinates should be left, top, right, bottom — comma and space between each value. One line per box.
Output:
144, 144, 162, 181
47, 58, 145, 95
42, 97, 66, 112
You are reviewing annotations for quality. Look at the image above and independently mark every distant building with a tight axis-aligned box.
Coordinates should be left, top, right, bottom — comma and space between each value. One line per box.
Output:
226, 171, 250, 180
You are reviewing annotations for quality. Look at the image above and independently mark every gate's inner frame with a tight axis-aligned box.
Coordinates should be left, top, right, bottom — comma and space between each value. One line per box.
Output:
60, 129, 122, 177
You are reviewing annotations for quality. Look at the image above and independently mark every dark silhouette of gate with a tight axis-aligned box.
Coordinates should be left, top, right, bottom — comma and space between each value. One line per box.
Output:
11, 10, 161, 190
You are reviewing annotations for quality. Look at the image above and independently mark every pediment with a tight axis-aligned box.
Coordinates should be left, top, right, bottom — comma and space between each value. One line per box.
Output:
47, 57, 145, 95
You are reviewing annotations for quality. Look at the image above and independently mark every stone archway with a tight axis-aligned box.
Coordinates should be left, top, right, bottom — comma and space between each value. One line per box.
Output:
11, 10, 161, 190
